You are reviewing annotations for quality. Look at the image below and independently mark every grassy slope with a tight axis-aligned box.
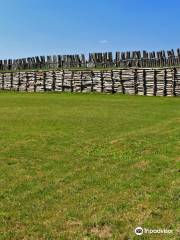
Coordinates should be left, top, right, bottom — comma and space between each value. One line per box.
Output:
0, 92, 179, 240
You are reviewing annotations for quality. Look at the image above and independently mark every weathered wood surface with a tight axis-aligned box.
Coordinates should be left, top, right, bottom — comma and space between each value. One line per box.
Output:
0, 68, 180, 96
1, 49, 180, 71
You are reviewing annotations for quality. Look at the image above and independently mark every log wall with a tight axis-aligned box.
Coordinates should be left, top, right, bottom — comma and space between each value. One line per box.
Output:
1, 48, 180, 70
0, 68, 180, 96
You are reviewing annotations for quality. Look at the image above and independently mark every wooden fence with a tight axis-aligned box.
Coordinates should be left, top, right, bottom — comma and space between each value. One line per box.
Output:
0, 67, 180, 96
1, 49, 180, 71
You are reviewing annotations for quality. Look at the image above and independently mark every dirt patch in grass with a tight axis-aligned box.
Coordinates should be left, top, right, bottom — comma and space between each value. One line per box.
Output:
90, 225, 112, 239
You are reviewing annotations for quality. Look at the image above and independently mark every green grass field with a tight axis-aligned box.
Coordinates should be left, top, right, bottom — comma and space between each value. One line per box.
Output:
0, 92, 179, 240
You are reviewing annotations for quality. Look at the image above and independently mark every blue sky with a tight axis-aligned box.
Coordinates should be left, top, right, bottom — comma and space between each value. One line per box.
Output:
0, 0, 180, 59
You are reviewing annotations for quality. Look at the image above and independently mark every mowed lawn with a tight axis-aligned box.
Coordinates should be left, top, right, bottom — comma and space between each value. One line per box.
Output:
0, 92, 179, 240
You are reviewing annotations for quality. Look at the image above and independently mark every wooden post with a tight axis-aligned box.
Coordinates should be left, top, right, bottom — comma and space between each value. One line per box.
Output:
111, 70, 115, 94
143, 69, 146, 95
120, 70, 125, 94
62, 70, 64, 92
91, 70, 94, 92
101, 71, 104, 93
2, 73, 4, 90
17, 72, 21, 92
163, 69, 167, 96
80, 71, 83, 92
153, 70, 157, 96
43, 71, 46, 91
34, 72, 37, 92
26, 72, 29, 91
10, 73, 13, 90
172, 67, 176, 96
52, 71, 56, 91
70, 71, 74, 92
134, 69, 138, 95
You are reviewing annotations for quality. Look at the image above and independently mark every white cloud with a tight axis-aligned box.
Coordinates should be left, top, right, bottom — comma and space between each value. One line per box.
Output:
99, 40, 108, 44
